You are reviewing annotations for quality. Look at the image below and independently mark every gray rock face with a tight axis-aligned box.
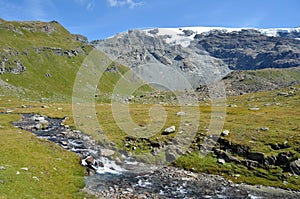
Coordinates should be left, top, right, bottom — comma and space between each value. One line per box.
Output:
93, 27, 300, 89
94, 30, 230, 89
193, 29, 300, 70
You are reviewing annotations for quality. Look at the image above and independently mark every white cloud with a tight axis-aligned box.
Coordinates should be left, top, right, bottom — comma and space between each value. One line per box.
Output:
86, 2, 95, 11
75, 0, 95, 11
107, 0, 143, 9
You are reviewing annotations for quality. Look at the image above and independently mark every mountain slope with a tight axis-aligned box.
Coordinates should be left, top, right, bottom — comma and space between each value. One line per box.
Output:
0, 19, 152, 101
93, 26, 300, 90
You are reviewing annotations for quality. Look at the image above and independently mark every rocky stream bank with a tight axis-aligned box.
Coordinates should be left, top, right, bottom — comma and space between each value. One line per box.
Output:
12, 113, 300, 198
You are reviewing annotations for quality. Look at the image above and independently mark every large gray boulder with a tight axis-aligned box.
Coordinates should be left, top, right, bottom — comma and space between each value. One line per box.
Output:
290, 159, 300, 175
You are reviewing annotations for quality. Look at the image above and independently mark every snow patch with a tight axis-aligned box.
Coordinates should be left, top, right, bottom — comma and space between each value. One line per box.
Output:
143, 26, 300, 47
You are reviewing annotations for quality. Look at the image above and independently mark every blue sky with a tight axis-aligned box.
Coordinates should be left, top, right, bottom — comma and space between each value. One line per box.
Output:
0, 0, 299, 41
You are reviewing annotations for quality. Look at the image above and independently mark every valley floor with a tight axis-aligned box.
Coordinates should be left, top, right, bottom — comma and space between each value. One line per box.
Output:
0, 85, 299, 198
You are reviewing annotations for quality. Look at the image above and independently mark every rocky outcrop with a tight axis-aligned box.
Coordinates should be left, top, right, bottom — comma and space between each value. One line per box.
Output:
34, 46, 86, 57
0, 56, 26, 75
94, 30, 230, 89
212, 136, 300, 173
290, 159, 300, 175
0, 45, 87, 75
72, 34, 88, 43
192, 29, 300, 70
93, 27, 300, 90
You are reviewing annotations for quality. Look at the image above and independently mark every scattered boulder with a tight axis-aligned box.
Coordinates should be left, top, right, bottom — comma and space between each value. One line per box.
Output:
260, 127, 269, 131
242, 159, 260, 168
32, 176, 40, 181
6, 109, 14, 113
290, 159, 300, 175
228, 104, 237, 108
98, 161, 104, 167
276, 153, 289, 165
85, 156, 95, 165
81, 156, 94, 166
165, 151, 177, 162
0, 166, 5, 170
263, 103, 272, 106
248, 107, 260, 111
45, 73, 52, 77
163, 126, 176, 135
217, 158, 226, 164
266, 155, 277, 165
32, 115, 47, 124
101, 148, 115, 157
60, 141, 68, 146
20, 167, 28, 171
247, 152, 265, 164
277, 92, 289, 96
86, 168, 96, 176
176, 112, 186, 116
214, 149, 241, 164
221, 130, 230, 136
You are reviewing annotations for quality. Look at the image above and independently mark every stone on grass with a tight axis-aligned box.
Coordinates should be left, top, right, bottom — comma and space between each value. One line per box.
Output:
277, 153, 289, 165
248, 107, 260, 111
228, 104, 237, 107
33, 176, 40, 181
176, 112, 186, 116
260, 127, 269, 131
277, 92, 289, 96
290, 159, 300, 175
163, 126, 176, 135
221, 130, 230, 136
218, 158, 226, 164
247, 152, 265, 164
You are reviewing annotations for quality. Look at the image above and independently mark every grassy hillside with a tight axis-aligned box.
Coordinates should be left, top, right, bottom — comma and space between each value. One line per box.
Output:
223, 67, 300, 95
0, 19, 152, 102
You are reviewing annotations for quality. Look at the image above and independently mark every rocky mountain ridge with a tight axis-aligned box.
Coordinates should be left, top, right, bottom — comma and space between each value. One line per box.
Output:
94, 26, 300, 90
